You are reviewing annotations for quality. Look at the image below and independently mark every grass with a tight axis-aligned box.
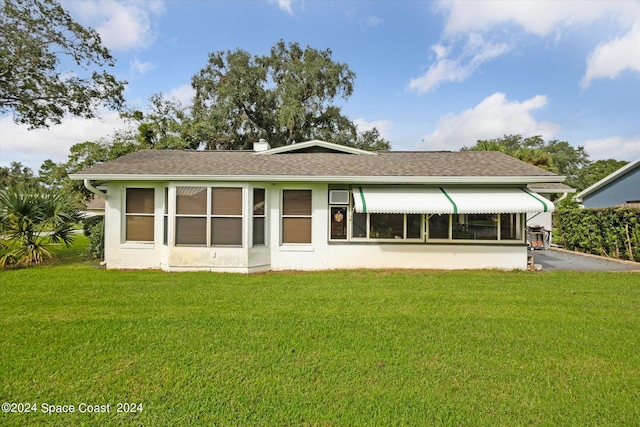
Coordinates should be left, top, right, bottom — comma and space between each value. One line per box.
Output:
1, 236, 639, 426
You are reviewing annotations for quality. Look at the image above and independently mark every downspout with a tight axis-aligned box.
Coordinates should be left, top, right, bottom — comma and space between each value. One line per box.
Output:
555, 192, 569, 204
83, 179, 106, 199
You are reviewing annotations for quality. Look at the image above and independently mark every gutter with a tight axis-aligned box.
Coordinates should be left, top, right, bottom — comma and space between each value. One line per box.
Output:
83, 179, 107, 199
70, 174, 565, 185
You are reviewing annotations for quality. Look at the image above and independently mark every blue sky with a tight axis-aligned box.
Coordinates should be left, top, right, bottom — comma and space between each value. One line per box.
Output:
2, 0, 640, 172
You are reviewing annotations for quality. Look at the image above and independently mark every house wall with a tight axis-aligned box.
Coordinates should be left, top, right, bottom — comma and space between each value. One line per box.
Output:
326, 244, 526, 270
582, 167, 640, 208
103, 181, 529, 272
104, 182, 165, 269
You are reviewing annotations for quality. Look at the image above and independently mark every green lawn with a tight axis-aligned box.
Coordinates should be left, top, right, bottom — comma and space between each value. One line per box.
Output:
1, 237, 639, 426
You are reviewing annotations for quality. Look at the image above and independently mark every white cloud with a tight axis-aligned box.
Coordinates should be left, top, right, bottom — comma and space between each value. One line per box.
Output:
583, 135, 640, 161
64, 0, 165, 51
582, 24, 640, 87
130, 58, 155, 75
362, 15, 383, 30
268, 0, 294, 15
437, 0, 639, 37
0, 111, 127, 172
431, 1, 640, 88
168, 84, 196, 106
408, 34, 510, 93
353, 118, 393, 139
417, 92, 561, 151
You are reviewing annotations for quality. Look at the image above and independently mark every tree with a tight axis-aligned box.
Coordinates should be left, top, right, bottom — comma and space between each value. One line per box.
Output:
39, 130, 142, 201
462, 134, 590, 188
0, 161, 39, 189
575, 159, 629, 191
0, 0, 126, 128
122, 93, 191, 150
190, 40, 390, 150
0, 185, 81, 268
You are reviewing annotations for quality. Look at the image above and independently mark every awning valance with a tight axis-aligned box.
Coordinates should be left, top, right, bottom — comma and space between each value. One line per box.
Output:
352, 187, 554, 215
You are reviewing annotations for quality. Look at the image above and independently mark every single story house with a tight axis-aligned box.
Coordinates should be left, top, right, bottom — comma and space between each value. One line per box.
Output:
70, 140, 567, 272
576, 157, 640, 208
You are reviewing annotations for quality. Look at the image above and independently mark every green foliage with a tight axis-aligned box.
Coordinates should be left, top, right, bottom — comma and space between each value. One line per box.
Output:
82, 214, 103, 236
0, 0, 126, 128
463, 134, 590, 189
122, 93, 192, 149
39, 132, 143, 201
0, 185, 81, 268
555, 208, 640, 261
86, 216, 104, 259
0, 161, 39, 190
574, 158, 629, 190
2, 264, 639, 426
191, 40, 390, 150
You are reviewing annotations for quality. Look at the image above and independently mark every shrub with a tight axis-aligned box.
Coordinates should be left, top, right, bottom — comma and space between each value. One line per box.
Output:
555, 208, 640, 261
82, 214, 104, 236
0, 186, 81, 268
86, 217, 104, 260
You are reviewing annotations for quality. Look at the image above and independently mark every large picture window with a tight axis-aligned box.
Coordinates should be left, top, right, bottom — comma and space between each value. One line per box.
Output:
174, 187, 243, 247
282, 190, 312, 244
125, 188, 154, 242
351, 212, 422, 240
428, 213, 524, 241
453, 214, 498, 240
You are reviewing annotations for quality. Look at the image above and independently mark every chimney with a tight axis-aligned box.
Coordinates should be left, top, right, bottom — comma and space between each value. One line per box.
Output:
253, 138, 271, 152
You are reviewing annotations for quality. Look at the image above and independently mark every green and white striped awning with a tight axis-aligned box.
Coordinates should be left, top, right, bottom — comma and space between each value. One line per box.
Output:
352, 187, 554, 215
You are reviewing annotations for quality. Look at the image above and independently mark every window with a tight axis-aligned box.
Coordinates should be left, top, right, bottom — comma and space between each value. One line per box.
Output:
352, 212, 367, 238
253, 188, 266, 246
351, 212, 421, 240
330, 207, 347, 240
175, 187, 207, 245
370, 214, 404, 239
125, 188, 154, 242
163, 188, 168, 245
453, 214, 498, 240
427, 213, 523, 241
500, 213, 522, 240
282, 190, 312, 244
428, 214, 449, 239
174, 187, 243, 247
211, 188, 242, 246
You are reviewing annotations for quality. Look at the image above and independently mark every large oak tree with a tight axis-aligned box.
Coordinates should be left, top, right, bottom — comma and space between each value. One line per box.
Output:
190, 40, 389, 150
0, 0, 126, 128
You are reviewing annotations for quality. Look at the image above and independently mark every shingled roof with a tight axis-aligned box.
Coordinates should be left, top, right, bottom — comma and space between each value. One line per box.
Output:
71, 141, 564, 185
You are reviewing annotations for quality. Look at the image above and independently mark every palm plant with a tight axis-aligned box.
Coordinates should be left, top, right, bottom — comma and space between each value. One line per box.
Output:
0, 186, 81, 268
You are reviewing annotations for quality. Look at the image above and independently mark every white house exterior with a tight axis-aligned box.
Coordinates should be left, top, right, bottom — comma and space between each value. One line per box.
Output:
71, 140, 565, 272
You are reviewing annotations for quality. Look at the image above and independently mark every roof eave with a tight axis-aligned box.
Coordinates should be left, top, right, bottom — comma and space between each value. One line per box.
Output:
69, 174, 564, 185
575, 157, 640, 201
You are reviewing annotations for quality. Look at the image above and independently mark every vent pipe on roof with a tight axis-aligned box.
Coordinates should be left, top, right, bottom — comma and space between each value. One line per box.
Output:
253, 138, 271, 152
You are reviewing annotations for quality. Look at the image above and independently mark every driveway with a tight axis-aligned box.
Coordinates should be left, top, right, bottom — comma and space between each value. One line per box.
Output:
531, 248, 640, 272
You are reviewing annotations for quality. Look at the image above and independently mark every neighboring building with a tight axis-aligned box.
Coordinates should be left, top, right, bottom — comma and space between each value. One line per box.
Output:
576, 157, 640, 208
83, 195, 106, 217
70, 140, 566, 272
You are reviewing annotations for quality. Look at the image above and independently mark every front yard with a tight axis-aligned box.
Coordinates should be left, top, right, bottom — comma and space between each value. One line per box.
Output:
1, 237, 639, 426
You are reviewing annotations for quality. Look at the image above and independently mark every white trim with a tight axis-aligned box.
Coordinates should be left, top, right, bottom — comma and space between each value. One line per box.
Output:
254, 139, 376, 155
575, 157, 640, 202
70, 174, 564, 185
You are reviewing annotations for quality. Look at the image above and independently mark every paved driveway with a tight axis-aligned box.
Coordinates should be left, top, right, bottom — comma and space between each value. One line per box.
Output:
531, 248, 640, 272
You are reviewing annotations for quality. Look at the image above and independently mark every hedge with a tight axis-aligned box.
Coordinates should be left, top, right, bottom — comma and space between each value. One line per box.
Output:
554, 208, 640, 262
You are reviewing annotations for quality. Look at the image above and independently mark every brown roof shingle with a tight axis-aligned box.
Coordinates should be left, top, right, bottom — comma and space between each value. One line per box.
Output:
72, 149, 562, 183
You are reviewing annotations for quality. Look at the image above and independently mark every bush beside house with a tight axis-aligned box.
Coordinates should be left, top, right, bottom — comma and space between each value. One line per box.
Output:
554, 208, 640, 262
